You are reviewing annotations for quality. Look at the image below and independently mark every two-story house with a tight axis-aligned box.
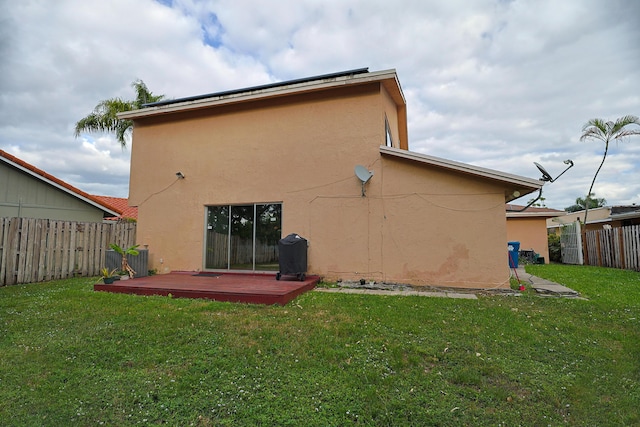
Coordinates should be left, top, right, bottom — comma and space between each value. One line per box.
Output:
119, 68, 541, 289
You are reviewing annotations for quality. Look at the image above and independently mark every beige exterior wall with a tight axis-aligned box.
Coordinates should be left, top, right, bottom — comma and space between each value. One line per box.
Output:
129, 80, 519, 289
506, 217, 550, 263
377, 156, 511, 287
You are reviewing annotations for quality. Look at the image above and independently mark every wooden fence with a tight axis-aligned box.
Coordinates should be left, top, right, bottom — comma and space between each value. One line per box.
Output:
0, 217, 136, 286
585, 224, 640, 271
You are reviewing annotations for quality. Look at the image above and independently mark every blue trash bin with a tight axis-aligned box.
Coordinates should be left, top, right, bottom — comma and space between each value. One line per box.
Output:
508, 241, 520, 268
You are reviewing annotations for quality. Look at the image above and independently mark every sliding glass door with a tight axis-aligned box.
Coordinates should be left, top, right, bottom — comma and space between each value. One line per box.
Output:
205, 203, 281, 271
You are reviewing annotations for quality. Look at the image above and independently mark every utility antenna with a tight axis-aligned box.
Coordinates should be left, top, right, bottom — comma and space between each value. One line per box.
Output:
508, 160, 574, 212
534, 159, 574, 183
354, 165, 373, 197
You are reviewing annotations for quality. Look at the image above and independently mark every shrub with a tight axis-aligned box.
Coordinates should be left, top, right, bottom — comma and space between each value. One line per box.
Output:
547, 233, 561, 262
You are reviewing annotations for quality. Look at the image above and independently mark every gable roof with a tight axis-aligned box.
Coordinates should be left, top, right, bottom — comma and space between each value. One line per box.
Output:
118, 68, 406, 120
0, 149, 122, 217
380, 146, 543, 201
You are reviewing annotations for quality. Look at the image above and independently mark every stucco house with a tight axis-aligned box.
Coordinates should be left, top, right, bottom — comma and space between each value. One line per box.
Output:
506, 204, 565, 263
0, 149, 121, 221
120, 68, 542, 289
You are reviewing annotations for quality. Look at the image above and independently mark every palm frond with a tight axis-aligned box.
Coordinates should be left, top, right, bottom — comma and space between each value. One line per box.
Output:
581, 118, 605, 131
580, 114, 640, 225
75, 80, 163, 148
132, 79, 165, 107
611, 115, 640, 138
114, 119, 134, 148
580, 127, 605, 142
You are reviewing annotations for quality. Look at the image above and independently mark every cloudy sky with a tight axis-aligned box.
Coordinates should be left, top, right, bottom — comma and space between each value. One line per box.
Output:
1, 0, 639, 209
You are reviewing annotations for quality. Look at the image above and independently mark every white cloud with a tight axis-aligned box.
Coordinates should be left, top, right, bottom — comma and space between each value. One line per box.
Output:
0, 0, 639, 209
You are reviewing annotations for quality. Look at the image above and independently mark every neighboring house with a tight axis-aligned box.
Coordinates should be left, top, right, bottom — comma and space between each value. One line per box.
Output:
93, 195, 138, 221
120, 68, 542, 289
0, 149, 122, 222
609, 206, 640, 227
505, 204, 565, 263
547, 205, 640, 234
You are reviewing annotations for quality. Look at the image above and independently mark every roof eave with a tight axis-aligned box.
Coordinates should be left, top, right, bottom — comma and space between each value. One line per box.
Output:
380, 146, 542, 201
507, 212, 564, 218
610, 211, 640, 220
118, 69, 404, 120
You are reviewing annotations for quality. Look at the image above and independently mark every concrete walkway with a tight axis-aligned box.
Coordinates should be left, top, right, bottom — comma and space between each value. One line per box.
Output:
314, 287, 478, 299
511, 267, 581, 298
315, 268, 581, 299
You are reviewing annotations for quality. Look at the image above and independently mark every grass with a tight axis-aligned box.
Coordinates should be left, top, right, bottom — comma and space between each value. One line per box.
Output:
1, 264, 639, 426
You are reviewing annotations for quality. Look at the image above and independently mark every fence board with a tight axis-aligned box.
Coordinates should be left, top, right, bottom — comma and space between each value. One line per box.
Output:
585, 224, 640, 272
6, 218, 21, 285
0, 217, 136, 286
34, 219, 45, 281
51, 221, 61, 280
80, 222, 89, 276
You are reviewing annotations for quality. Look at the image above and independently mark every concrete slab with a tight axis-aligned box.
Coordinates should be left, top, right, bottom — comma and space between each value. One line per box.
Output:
314, 269, 580, 300
511, 267, 581, 298
446, 292, 478, 299
314, 287, 477, 299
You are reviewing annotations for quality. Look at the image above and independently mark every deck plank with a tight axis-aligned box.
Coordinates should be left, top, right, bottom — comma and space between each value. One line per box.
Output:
94, 271, 319, 305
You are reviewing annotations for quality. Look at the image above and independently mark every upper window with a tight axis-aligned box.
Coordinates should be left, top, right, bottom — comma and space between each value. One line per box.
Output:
385, 116, 394, 147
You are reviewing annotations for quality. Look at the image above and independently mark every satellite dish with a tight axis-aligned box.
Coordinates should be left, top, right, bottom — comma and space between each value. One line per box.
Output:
355, 165, 373, 184
354, 165, 373, 197
534, 162, 553, 182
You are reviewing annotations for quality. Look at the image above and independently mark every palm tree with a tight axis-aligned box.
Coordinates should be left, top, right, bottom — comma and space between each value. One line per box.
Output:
74, 80, 165, 148
580, 115, 640, 225
564, 194, 606, 213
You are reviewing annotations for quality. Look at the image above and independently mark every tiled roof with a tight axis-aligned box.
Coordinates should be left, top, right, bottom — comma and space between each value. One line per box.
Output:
0, 149, 122, 216
93, 195, 138, 220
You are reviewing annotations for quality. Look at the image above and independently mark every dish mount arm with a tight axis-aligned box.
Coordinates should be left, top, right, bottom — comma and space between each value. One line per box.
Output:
507, 160, 574, 212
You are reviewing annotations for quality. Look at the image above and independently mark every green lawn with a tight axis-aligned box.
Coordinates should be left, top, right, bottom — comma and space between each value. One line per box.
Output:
1, 264, 638, 426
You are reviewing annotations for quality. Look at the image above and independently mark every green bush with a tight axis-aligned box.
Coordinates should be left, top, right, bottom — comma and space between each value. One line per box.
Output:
548, 233, 561, 262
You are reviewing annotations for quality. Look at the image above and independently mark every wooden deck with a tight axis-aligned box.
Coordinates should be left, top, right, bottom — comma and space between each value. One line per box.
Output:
94, 271, 320, 305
